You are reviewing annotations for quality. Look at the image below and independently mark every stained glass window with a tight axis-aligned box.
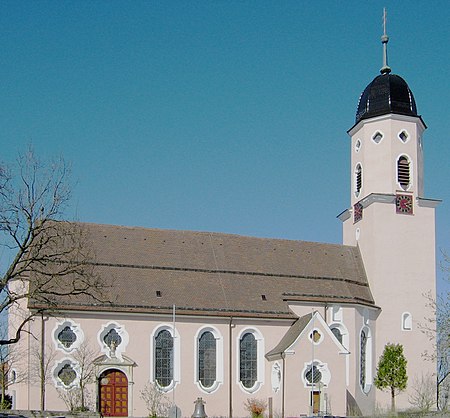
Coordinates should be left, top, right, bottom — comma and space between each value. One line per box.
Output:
198, 331, 216, 388
240, 333, 257, 389
57, 326, 77, 348
360, 330, 367, 388
155, 330, 173, 388
104, 328, 122, 349
305, 365, 322, 385
58, 364, 76, 387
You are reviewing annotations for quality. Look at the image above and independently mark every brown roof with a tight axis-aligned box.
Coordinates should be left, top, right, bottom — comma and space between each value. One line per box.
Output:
30, 222, 375, 318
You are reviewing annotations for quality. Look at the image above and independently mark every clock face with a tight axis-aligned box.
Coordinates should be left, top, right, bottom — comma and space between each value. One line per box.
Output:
396, 194, 413, 214
354, 202, 363, 223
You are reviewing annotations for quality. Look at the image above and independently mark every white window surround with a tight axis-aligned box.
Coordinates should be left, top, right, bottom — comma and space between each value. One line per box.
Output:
150, 324, 181, 392
329, 322, 349, 350
98, 322, 129, 361
52, 358, 80, 390
396, 153, 413, 191
236, 327, 265, 394
271, 362, 282, 393
359, 325, 373, 395
402, 312, 412, 331
371, 130, 384, 144
397, 129, 410, 144
301, 360, 331, 388
355, 138, 362, 153
52, 320, 84, 353
308, 328, 324, 345
193, 326, 224, 393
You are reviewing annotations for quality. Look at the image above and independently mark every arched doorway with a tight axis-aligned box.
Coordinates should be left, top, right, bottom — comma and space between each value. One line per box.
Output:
99, 369, 128, 417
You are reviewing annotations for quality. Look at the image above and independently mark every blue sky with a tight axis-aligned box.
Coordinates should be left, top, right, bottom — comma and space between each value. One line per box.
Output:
1, 1, 449, 289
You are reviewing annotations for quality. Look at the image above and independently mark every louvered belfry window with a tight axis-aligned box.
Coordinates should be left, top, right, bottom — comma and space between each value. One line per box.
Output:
198, 331, 216, 388
240, 333, 257, 389
355, 164, 362, 197
398, 156, 410, 190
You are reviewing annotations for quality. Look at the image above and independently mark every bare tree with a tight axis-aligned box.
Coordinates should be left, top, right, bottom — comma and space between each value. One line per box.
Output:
56, 340, 97, 412
421, 251, 450, 410
30, 342, 58, 411
140, 382, 171, 418
0, 338, 27, 408
408, 373, 436, 412
0, 147, 108, 347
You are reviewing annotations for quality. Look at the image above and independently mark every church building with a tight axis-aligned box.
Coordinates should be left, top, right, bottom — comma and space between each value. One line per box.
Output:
7, 21, 439, 418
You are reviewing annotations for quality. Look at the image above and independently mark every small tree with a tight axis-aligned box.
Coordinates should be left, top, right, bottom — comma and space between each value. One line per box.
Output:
56, 341, 96, 412
375, 343, 408, 412
244, 398, 267, 418
140, 382, 171, 418
408, 373, 436, 411
0, 343, 26, 409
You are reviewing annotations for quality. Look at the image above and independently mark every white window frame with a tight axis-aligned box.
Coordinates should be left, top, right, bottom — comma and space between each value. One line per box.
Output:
301, 359, 331, 388
236, 327, 264, 394
397, 129, 410, 144
371, 130, 384, 144
402, 312, 412, 331
359, 325, 373, 394
150, 324, 181, 392
98, 321, 129, 361
194, 326, 223, 393
53, 320, 84, 353
52, 358, 80, 390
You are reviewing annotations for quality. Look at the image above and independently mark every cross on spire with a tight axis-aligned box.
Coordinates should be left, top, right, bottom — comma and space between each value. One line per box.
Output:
380, 8, 391, 74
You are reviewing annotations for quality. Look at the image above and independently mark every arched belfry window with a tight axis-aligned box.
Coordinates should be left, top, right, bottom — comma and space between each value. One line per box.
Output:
354, 164, 363, 197
397, 156, 411, 190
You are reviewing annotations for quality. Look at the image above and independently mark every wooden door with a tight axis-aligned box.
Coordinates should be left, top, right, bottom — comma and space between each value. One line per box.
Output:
312, 391, 320, 414
99, 369, 128, 417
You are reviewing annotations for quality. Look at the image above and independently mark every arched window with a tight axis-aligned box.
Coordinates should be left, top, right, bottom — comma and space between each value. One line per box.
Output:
360, 327, 372, 393
402, 312, 412, 331
155, 330, 173, 389
240, 332, 257, 389
354, 164, 362, 197
198, 331, 216, 389
397, 156, 411, 190
360, 329, 367, 389
331, 327, 343, 344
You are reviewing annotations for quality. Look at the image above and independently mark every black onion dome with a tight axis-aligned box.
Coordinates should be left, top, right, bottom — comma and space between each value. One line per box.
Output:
355, 73, 418, 123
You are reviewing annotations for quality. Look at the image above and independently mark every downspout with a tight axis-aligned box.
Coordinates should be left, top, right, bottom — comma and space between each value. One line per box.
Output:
281, 353, 286, 418
229, 317, 233, 418
40, 312, 47, 411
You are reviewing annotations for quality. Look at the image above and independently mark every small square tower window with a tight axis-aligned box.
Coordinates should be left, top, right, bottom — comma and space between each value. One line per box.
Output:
398, 130, 409, 143
372, 131, 383, 144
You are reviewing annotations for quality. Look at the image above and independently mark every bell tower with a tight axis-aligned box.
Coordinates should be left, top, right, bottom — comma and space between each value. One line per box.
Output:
338, 10, 440, 410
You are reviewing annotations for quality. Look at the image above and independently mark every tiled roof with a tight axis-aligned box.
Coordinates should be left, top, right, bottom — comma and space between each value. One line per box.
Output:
29, 222, 375, 318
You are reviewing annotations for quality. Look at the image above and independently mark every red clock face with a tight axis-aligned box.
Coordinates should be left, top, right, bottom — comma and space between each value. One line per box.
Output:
354, 202, 363, 223
396, 194, 413, 214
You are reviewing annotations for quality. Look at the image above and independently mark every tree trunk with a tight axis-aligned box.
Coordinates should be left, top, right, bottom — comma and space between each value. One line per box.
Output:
391, 386, 396, 412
